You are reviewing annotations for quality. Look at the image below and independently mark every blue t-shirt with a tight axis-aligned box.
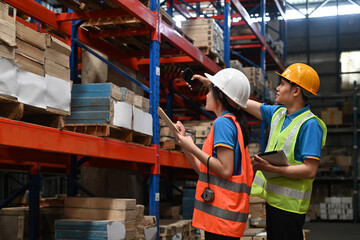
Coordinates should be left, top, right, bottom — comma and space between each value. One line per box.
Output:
260, 104, 323, 162
212, 111, 242, 175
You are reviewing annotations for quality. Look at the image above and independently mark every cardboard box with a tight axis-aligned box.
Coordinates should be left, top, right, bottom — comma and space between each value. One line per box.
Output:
16, 21, 46, 50
45, 34, 71, 56
16, 38, 45, 64
45, 59, 70, 80
64, 207, 136, 221
0, 2, 16, 47
55, 219, 136, 240
0, 19, 16, 47
45, 47, 69, 68
0, 41, 15, 59
65, 197, 136, 210
16, 54, 44, 76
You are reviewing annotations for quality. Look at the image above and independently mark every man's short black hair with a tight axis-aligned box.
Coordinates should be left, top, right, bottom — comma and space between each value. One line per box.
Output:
282, 78, 309, 102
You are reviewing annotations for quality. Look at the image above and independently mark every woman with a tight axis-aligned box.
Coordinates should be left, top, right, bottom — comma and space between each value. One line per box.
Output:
174, 68, 254, 239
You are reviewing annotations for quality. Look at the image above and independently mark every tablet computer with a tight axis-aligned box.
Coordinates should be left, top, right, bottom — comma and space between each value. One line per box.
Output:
258, 150, 289, 166
257, 150, 289, 179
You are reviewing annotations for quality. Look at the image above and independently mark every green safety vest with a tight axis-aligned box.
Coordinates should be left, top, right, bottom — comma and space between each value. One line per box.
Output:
251, 107, 327, 214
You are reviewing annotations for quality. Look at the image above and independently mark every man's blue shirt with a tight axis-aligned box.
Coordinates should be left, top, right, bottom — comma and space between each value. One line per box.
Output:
260, 104, 323, 162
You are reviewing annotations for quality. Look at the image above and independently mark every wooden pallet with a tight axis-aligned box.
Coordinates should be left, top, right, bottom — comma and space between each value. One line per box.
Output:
0, 95, 23, 120
64, 124, 152, 146
197, 46, 225, 67
0, 94, 66, 129
132, 131, 152, 146
64, 124, 132, 141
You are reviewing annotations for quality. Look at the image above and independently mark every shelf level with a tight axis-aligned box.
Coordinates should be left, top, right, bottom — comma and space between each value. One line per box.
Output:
0, 117, 191, 169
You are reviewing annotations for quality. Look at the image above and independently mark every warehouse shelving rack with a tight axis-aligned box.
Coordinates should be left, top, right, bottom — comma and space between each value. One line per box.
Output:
310, 82, 359, 222
0, 0, 286, 239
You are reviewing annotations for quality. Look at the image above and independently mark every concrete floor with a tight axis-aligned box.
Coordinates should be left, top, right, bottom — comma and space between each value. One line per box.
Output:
304, 222, 360, 240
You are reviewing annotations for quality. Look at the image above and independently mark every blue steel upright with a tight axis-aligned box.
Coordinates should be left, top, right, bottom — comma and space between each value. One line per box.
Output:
29, 164, 40, 240
149, 0, 161, 236
353, 81, 358, 222
260, 0, 266, 152
224, 0, 231, 68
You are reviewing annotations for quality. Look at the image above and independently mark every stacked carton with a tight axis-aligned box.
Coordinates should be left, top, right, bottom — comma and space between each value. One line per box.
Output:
159, 219, 196, 240
0, 2, 72, 118
321, 107, 343, 125
181, 18, 224, 63
320, 197, 353, 220
248, 143, 261, 157
242, 67, 264, 97
183, 121, 212, 147
15, 22, 46, 76
249, 197, 266, 228
0, 1, 16, 60
44, 34, 71, 80
59, 197, 137, 239
134, 94, 150, 113
135, 205, 157, 240
66, 83, 153, 137
230, 59, 243, 71
0, 206, 64, 240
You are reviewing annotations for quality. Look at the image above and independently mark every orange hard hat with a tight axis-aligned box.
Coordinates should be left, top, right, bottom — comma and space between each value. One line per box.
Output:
276, 63, 320, 96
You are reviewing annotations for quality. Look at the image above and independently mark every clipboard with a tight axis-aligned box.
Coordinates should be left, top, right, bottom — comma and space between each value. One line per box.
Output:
257, 150, 289, 179
157, 107, 180, 134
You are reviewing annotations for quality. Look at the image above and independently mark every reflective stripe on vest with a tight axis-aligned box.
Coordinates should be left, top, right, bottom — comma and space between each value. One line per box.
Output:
266, 108, 287, 152
253, 175, 312, 200
199, 172, 251, 195
194, 199, 249, 223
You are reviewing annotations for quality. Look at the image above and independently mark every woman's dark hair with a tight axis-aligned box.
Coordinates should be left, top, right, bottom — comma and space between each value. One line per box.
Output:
211, 83, 249, 147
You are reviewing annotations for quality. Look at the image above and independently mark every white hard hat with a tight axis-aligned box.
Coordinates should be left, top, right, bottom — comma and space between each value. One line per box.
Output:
205, 68, 250, 108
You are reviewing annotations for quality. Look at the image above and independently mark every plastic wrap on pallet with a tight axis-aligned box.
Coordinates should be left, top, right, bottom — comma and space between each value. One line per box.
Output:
0, 57, 17, 98
45, 74, 71, 113
17, 69, 46, 109
132, 106, 153, 136
113, 101, 132, 129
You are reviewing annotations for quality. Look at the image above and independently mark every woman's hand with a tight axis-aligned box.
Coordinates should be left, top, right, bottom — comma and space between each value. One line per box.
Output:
192, 74, 211, 87
174, 121, 196, 152
175, 121, 186, 136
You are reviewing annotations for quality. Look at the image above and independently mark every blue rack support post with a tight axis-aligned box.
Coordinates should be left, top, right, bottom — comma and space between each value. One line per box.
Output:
70, 20, 85, 84
224, 0, 231, 68
260, 0, 266, 152
29, 163, 40, 240
353, 81, 358, 222
166, 78, 174, 119
149, 0, 161, 235
67, 155, 78, 197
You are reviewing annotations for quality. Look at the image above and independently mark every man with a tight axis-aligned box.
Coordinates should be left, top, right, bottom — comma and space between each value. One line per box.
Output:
244, 63, 327, 240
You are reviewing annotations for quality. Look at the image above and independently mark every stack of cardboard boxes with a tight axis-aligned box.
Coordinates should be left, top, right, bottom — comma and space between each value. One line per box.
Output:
242, 67, 264, 99
320, 197, 353, 220
181, 18, 224, 63
321, 107, 343, 125
0, 1, 72, 120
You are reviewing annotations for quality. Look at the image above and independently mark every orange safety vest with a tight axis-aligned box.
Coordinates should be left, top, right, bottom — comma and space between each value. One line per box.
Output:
192, 115, 253, 238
